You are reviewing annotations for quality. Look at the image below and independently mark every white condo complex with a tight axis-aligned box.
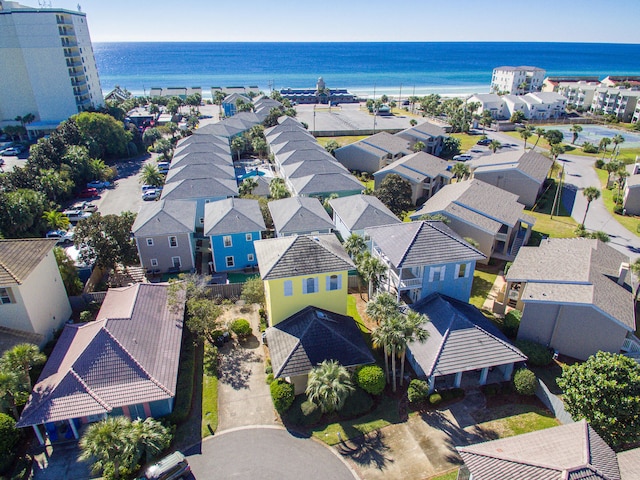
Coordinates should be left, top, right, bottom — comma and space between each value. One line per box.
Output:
490, 66, 546, 95
0, 1, 103, 135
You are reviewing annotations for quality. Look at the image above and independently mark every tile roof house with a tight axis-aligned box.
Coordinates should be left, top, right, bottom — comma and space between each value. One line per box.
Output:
254, 234, 354, 325
411, 179, 536, 262
504, 238, 638, 361
329, 194, 400, 240
334, 132, 412, 173
365, 221, 485, 304
472, 150, 553, 207
132, 199, 197, 274
395, 121, 448, 156
0, 239, 71, 349
457, 420, 622, 480
204, 198, 265, 273
373, 151, 453, 204
617, 448, 640, 480
17, 283, 186, 445
266, 306, 375, 394
407, 294, 527, 392
268, 197, 334, 237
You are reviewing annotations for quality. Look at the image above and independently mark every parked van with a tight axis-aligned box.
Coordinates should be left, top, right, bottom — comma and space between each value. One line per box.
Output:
139, 451, 190, 480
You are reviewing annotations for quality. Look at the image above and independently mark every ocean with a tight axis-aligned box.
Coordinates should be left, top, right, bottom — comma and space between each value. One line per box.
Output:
93, 42, 640, 99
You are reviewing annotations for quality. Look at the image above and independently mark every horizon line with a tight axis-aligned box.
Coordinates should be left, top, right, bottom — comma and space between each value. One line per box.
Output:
92, 40, 640, 46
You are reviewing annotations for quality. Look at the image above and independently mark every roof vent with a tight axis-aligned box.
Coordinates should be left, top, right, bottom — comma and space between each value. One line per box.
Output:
313, 236, 320, 242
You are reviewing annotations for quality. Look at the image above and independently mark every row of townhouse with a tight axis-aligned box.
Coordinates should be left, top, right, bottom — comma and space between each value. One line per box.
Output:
469, 92, 567, 121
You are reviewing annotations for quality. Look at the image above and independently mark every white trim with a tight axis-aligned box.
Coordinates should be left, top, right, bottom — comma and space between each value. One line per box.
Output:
146, 238, 154, 246
247, 253, 254, 262
150, 258, 158, 267
168, 236, 178, 248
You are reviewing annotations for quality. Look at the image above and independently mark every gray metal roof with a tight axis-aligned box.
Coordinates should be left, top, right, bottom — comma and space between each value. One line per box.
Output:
365, 221, 485, 268
266, 130, 315, 145
160, 177, 238, 201
473, 151, 552, 184
266, 306, 375, 378
176, 134, 229, 149
204, 198, 265, 236
132, 199, 196, 236
506, 238, 635, 331
171, 151, 233, 168
375, 151, 452, 183
164, 163, 235, 184
173, 141, 230, 157
396, 121, 447, 140
255, 234, 354, 280
336, 132, 411, 158
289, 172, 364, 196
276, 148, 335, 166
282, 158, 349, 179
457, 420, 621, 480
268, 197, 335, 235
17, 284, 186, 427
329, 194, 400, 231
409, 294, 527, 377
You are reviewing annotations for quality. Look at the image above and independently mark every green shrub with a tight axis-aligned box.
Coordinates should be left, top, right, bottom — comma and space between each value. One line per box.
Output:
513, 368, 537, 396
440, 388, 464, 402
355, 365, 386, 395
79, 310, 93, 323
503, 310, 522, 338
338, 388, 373, 419
265, 365, 273, 375
0, 413, 18, 473
429, 393, 442, 405
584, 143, 599, 154
230, 318, 251, 338
407, 379, 430, 404
614, 205, 624, 215
284, 397, 322, 427
515, 340, 553, 366
167, 331, 195, 424
203, 344, 218, 376
265, 373, 274, 385
270, 379, 294, 413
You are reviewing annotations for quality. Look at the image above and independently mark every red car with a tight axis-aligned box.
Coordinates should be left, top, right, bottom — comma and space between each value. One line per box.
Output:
79, 187, 98, 198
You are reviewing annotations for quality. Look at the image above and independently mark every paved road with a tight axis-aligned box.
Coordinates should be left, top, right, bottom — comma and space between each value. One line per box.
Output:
185, 427, 358, 480
295, 103, 414, 134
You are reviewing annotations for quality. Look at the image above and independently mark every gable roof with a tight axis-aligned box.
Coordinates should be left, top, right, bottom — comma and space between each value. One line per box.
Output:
457, 420, 621, 480
396, 121, 447, 140
409, 294, 527, 377
160, 177, 238, 201
276, 148, 335, 166
329, 194, 400, 231
17, 284, 186, 427
617, 448, 640, 480
254, 234, 354, 280
266, 306, 375, 378
289, 172, 364, 196
506, 238, 635, 331
171, 151, 233, 168
204, 198, 265, 236
271, 140, 325, 155
132, 199, 196, 236
164, 163, 235, 184
282, 158, 349, 179
473, 150, 552, 184
0, 238, 58, 286
375, 151, 452, 183
365, 221, 485, 268
268, 197, 334, 235
337, 132, 411, 158
173, 141, 230, 157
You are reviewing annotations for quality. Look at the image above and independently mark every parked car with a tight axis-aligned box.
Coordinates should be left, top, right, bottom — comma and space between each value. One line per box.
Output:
142, 184, 163, 192
62, 209, 92, 223
46, 229, 74, 245
157, 162, 170, 174
79, 201, 98, 213
86, 180, 110, 189
1, 147, 22, 156
453, 154, 473, 161
142, 189, 161, 201
79, 187, 98, 198
476, 138, 492, 146
139, 451, 190, 480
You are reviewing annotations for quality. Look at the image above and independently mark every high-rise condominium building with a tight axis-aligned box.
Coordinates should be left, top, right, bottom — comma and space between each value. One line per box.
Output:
0, 1, 103, 135
490, 66, 546, 95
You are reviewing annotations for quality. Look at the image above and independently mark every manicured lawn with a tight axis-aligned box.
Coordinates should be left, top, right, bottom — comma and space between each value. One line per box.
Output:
347, 294, 363, 323
526, 210, 578, 239
470, 268, 498, 309
473, 404, 559, 438
428, 470, 459, 480
311, 395, 401, 445
404, 209, 416, 221
227, 272, 259, 284
201, 373, 218, 438
360, 179, 374, 191
450, 132, 478, 153
316, 136, 368, 147
595, 168, 640, 235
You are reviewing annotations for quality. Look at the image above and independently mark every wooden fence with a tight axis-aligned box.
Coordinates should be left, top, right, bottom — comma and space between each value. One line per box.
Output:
204, 283, 244, 299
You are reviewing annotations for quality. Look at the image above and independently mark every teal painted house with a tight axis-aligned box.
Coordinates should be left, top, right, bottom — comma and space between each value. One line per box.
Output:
205, 198, 266, 272
365, 221, 486, 304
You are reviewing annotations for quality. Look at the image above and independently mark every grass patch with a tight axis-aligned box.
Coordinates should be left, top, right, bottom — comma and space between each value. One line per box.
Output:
227, 272, 259, 284
595, 168, 640, 235
450, 132, 478, 153
201, 372, 218, 438
470, 268, 498, 309
526, 178, 578, 240
360, 179, 374, 191
311, 395, 401, 445
427, 470, 459, 480
316, 136, 368, 147
347, 294, 363, 325
404, 209, 416, 222
473, 403, 559, 438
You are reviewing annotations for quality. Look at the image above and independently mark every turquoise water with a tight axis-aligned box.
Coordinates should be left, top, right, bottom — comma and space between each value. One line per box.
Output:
93, 42, 640, 97
552, 125, 640, 148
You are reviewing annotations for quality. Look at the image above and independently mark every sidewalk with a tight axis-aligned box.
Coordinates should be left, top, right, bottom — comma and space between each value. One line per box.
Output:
482, 272, 506, 314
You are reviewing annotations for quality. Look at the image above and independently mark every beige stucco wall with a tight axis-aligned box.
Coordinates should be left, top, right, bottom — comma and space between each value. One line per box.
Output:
623, 185, 640, 215
473, 170, 541, 208
445, 216, 495, 264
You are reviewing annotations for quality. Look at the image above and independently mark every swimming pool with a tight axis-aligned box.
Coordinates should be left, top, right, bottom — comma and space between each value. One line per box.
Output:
551, 125, 640, 149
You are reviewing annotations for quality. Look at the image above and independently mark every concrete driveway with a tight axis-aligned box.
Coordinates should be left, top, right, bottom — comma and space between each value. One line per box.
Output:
185, 427, 357, 480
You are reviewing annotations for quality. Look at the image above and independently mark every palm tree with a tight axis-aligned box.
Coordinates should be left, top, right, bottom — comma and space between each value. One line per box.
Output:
231, 136, 246, 162
371, 315, 402, 387
238, 177, 258, 197
581, 186, 601, 227
611, 134, 625, 160
616, 167, 629, 201
343, 233, 366, 259
518, 125, 533, 148
550, 144, 565, 162
489, 139, 502, 153
0, 370, 24, 419
306, 360, 354, 414
570, 124, 583, 144
79, 416, 133, 480
366, 291, 399, 324
412, 141, 425, 153
480, 111, 493, 134
1, 343, 46, 391
357, 251, 387, 299
129, 418, 172, 467
451, 162, 469, 181
397, 310, 430, 386
43, 210, 70, 231
269, 177, 290, 199
599, 137, 612, 160
532, 127, 546, 150
140, 163, 163, 187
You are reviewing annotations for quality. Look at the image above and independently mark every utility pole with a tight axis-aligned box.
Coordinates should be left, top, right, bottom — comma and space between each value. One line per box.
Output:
398, 84, 402, 110
373, 84, 377, 134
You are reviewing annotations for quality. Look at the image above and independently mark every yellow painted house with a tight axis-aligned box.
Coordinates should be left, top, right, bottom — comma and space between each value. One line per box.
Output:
254, 234, 355, 325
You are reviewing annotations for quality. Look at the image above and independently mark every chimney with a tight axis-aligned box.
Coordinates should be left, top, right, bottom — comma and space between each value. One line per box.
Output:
618, 262, 629, 286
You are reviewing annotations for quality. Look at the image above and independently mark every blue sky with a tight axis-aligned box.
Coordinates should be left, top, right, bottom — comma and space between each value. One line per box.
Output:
33, 0, 640, 43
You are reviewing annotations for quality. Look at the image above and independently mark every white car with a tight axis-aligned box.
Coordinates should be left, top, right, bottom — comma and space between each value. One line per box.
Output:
142, 184, 163, 192
62, 209, 92, 223
142, 189, 161, 201
453, 154, 473, 161
86, 180, 110, 189
46, 229, 74, 245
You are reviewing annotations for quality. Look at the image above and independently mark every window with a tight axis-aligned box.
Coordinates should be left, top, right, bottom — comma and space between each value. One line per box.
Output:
0, 288, 13, 305
169, 236, 178, 248
327, 274, 341, 291
150, 258, 158, 267
429, 266, 445, 282
146, 238, 154, 247
456, 263, 469, 279
223, 236, 232, 247
247, 253, 255, 262
226, 256, 235, 268
200, 217, 204, 225
245, 233, 252, 242
303, 277, 318, 294
172, 256, 181, 268
284, 280, 293, 297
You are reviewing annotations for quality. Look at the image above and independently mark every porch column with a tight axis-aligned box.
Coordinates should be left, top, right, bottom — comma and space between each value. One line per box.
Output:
427, 375, 436, 393
454, 371, 463, 388
479, 368, 489, 386
33, 425, 45, 446
68, 418, 79, 440
503, 363, 514, 381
